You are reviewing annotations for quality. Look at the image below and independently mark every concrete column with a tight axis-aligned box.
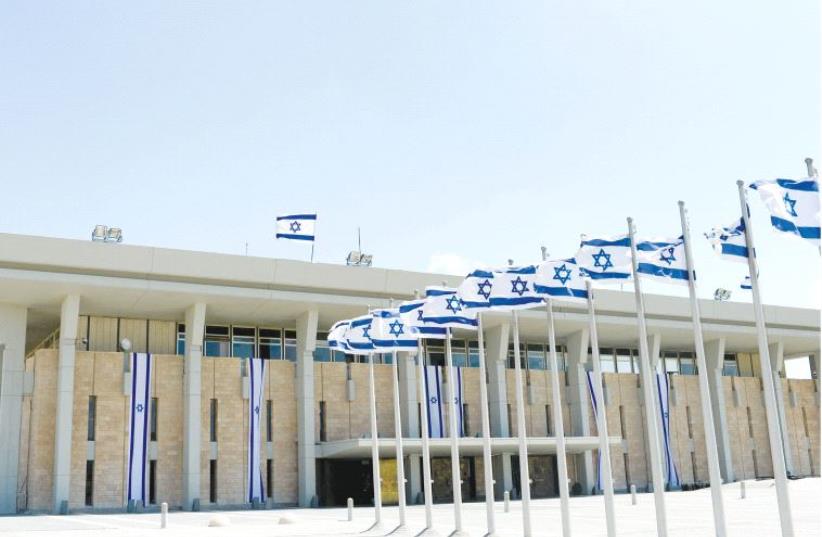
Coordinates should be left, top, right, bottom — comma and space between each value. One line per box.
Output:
52, 295, 79, 513
647, 333, 662, 371
182, 302, 206, 510
485, 322, 513, 500
565, 328, 594, 494
704, 339, 735, 483
398, 351, 421, 502
769, 341, 794, 476
0, 303, 27, 514
296, 309, 318, 507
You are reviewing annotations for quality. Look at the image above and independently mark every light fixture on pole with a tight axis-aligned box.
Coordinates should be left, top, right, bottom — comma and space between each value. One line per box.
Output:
91, 225, 124, 243
714, 288, 732, 302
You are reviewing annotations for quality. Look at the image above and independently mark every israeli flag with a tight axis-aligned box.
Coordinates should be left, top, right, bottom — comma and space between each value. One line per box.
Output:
398, 299, 448, 339
126, 353, 152, 505
456, 269, 495, 310
488, 265, 544, 310
636, 236, 690, 285
327, 320, 351, 352
534, 258, 588, 302
656, 372, 680, 489
704, 218, 749, 263
421, 286, 478, 329
275, 213, 317, 241
576, 235, 633, 281
423, 365, 465, 438
344, 315, 376, 355
585, 371, 603, 492
750, 178, 820, 246
371, 308, 418, 350
247, 358, 266, 503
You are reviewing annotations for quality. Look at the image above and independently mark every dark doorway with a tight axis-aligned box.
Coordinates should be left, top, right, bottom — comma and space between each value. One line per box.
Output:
317, 459, 373, 507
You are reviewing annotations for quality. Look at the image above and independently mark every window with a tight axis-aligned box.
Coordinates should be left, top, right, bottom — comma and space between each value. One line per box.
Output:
616, 349, 633, 373
313, 332, 333, 362
266, 460, 274, 499
599, 349, 616, 373
462, 404, 470, 436
545, 405, 553, 435
508, 343, 525, 369
527, 344, 546, 371
150, 397, 158, 441
679, 352, 696, 375
232, 327, 256, 358
723, 354, 739, 377
87, 395, 97, 441
259, 329, 282, 359
426, 341, 445, 367
149, 460, 157, 505
266, 400, 273, 442
210, 399, 218, 442
176, 323, 186, 355
84, 461, 94, 506
664, 352, 679, 374
209, 460, 218, 503
451, 340, 468, 368
204, 325, 230, 357
468, 341, 481, 368
545, 345, 564, 372
284, 330, 297, 361
319, 401, 327, 442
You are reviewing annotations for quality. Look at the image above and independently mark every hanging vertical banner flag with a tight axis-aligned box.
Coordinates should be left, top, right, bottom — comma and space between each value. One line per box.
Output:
488, 265, 544, 310
371, 308, 418, 350
750, 178, 820, 246
127, 353, 152, 505
585, 370, 603, 492
423, 365, 464, 438
275, 213, 317, 241
655, 372, 680, 489
247, 357, 266, 503
327, 320, 352, 352
576, 235, 633, 281
344, 315, 376, 355
456, 269, 495, 310
635, 236, 690, 285
421, 286, 478, 329
398, 298, 448, 339
704, 218, 750, 262
534, 258, 588, 302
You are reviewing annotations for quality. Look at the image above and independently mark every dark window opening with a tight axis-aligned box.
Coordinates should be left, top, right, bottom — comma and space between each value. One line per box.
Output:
149, 460, 157, 505
209, 460, 218, 503
150, 397, 158, 441
266, 459, 274, 499
319, 401, 327, 442
84, 461, 94, 506
266, 400, 273, 442
87, 396, 97, 441
210, 399, 218, 442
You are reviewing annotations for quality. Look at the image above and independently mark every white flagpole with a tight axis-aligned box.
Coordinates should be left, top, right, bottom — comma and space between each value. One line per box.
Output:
735, 181, 795, 537
545, 298, 572, 537
445, 328, 466, 535
367, 352, 383, 529
391, 349, 407, 528
511, 311, 533, 537
476, 313, 498, 537
678, 201, 728, 537
627, 217, 669, 537
416, 338, 437, 534
584, 280, 617, 537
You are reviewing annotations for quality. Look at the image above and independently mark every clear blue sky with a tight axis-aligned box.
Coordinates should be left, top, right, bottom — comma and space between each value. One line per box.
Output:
1, 1, 819, 314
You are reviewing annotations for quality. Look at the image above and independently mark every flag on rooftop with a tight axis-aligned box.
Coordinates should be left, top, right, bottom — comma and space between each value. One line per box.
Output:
576, 235, 633, 281
275, 213, 317, 241
704, 218, 749, 263
635, 236, 690, 285
534, 258, 588, 302
749, 178, 820, 247
421, 286, 477, 329
398, 298, 448, 339
488, 265, 544, 310
370, 308, 418, 350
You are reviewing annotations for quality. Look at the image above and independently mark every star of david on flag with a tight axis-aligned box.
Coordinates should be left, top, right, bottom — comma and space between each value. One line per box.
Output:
371, 308, 418, 349
576, 235, 633, 282
635, 236, 689, 285
456, 269, 495, 310
421, 286, 478, 329
344, 314, 376, 355
704, 218, 749, 263
276, 213, 317, 241
534, 258, 588, 302
749, 178, 820, 247
488, 266, 544, 310
398, 298, 448, 339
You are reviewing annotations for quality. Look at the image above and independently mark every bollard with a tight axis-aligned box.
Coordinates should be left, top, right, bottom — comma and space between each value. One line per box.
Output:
630, 484, 637, 505
347, 497, 354, 521
503, 490, 510, 513
740, 481, 746, 499
160, 502, 168, 529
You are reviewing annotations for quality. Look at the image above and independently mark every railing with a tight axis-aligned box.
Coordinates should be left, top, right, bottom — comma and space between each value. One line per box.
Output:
25, 327, 61, 359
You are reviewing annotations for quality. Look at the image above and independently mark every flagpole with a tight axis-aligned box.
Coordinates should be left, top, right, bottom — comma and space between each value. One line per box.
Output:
678, 201, 728, 537
545, 298, 572, 537
367, 351, 383, 529
445, 328, 467, 536
391, 349, 407, 529
584, 280, 617, 537
471, 313, 497, 536
735, 181, 795, 537
416, 338, 437, 534
511, 311, 532, 537
627, 217, 669, 537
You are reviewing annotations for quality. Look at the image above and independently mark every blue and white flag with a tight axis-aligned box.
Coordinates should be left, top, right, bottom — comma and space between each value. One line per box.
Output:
344, 315, 376, 355
750, 178, 820, 246
636, 236, 690, 285
371, 308, 418, 350
398, 299, 448, 339
585, 370, 603, 492
275, 213, 317, 241
247, 358, 266, 503
704, 218, 749, 263
127, 353, 152, 505
327, 320, 351, 352
534, 258, 588, 302
423, 365, 464, 438
488, 265, 544, 310
655, 372, 680, 489
741, 276, 752, 290
456, 269, 495, 310
576, 235, 633, 281
421, 286, 478, 329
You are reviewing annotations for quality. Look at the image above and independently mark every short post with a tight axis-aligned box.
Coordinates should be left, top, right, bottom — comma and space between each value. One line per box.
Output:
347, 497, 354, 521
160, 502, 168, 528
740, 481, 746, 500
504, 490, 510, 513
630, 485, 637, 506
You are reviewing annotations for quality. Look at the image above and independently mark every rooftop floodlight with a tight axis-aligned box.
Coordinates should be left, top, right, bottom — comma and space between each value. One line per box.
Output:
360, 254, 373, 267
346, 251, 362, 265
106, 227, 123, 243
91, 225, 107, 242
714, 288, 732, 302
120, 337, 132, 352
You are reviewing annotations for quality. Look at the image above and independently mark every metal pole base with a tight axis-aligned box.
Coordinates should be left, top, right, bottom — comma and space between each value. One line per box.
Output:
414, 528, 442, 537
447, 530, 471, 537
361, 521, 385, 535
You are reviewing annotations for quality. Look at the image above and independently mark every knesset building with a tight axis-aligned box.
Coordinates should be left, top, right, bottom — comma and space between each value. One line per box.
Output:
0, 232, 818, 514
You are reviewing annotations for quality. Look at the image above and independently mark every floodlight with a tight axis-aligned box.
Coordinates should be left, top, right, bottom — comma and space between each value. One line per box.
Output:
360, 254, 373, 267
120, 338, 132, 352
346, 251, 362, 265
92, 225, 107, 242
714, 288, 731, 302
106, 227, 123, 243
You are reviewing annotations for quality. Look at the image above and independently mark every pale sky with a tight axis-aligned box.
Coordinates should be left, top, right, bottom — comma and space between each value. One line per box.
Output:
1, 1, 820, 328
